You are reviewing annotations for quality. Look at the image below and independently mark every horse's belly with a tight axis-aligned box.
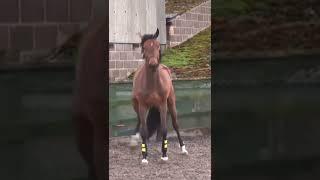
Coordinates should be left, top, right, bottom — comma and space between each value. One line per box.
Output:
144, 93, 163, 106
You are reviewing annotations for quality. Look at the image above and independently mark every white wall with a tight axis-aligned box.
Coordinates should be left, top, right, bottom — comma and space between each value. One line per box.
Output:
109, 0, 166, 44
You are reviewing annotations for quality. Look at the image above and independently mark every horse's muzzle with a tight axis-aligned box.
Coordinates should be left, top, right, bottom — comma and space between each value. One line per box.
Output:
148, 58, 159, 69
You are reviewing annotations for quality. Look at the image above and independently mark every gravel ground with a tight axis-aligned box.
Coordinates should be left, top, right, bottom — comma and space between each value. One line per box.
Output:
109, 129, 211, 180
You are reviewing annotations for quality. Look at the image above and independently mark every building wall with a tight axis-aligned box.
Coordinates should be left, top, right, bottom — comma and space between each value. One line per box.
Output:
0, 0, 95, 52
109, 0, 211, 82
109, 0, 167, 82
109, 0, 166, 44
167, 0, 211, 47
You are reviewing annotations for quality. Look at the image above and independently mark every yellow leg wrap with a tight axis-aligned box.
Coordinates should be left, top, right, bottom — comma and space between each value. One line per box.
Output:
164, 140, 168, 149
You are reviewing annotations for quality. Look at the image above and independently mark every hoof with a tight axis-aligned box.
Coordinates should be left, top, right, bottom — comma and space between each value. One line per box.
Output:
181, 145, 188, 155
129, 133, 140, 147
141, 159, 148, 164
161, 156, 168, 161
129, 139, 138, 147
131, 134, 140, 140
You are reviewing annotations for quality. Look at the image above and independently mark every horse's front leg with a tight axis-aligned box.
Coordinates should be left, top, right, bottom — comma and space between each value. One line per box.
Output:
159, 101, 169, 161
130, 98, 141, 147
168, 91, 188, 155
139, 104, 149, 164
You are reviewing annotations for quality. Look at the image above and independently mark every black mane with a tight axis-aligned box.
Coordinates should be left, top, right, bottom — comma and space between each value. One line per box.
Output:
140, 28, 159, 51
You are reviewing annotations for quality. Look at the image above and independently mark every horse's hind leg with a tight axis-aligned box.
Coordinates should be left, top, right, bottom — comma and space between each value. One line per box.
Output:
168, 93, 188, 155
73, 113, 96, 179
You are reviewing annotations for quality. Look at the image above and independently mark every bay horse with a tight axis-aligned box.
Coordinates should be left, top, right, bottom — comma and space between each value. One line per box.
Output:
71, 20, 107, 179
131, 28, 188, 164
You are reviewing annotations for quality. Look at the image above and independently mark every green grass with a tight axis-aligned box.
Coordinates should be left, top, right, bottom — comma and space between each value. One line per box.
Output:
165, 0, 208, 14
162, 26, 211, 69
214, 0, 271, 18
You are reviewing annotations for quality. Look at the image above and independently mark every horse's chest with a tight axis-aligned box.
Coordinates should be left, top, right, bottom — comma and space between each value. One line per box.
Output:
142, 92, 164, 106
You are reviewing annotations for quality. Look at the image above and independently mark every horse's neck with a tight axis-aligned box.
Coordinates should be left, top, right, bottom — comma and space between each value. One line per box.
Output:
144, 65, 160, 90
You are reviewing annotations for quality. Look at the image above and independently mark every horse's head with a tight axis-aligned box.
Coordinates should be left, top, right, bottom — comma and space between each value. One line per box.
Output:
140, 29, 161, 69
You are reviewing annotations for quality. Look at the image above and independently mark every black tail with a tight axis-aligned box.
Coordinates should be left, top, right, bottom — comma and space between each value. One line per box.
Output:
147, 107, 161, 139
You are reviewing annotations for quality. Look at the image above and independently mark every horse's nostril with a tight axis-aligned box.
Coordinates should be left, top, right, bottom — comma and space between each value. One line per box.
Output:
149, 58, 158, 66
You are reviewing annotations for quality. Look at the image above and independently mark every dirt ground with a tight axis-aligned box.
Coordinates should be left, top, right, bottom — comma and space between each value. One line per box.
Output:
109, 128, 212, 180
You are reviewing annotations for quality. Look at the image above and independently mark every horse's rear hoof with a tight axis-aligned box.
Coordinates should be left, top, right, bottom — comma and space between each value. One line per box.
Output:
181, 145, 188, 155
129, 139, 138, 147
141, 159, 148, 164
161, 156, 168, 161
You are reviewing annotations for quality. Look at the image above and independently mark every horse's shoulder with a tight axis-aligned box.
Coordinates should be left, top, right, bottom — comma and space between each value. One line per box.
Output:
160, 64, 172, 77
133, 66, 143, 80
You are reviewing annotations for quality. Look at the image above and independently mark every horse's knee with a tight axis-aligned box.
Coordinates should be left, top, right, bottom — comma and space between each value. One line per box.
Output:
161, 127, 167, 138
139, 125, 148, 139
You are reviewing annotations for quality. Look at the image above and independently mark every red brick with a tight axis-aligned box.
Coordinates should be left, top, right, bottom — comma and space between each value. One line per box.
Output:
109, 61, 115, 68
115, 44, 124, 51
116, 61, 123, 69
130, 61, 137, 68
205, 8, 210, 14
10, 26, 33, 50
0, 0, 19, 22
119, 69, 127, 78
169, 35, 175, 42
123, 44, 132, 51
70, 0, 92, 22
186, 21, 193, 27
59, 24, 80, 35
112, 69, 119, 77
21, 0, 44, 22
201, 7, 206, 13
133, 43, 141, 52
47, 0, 68, 22
185, 28, 191, 34
0, 26, 9, 49
124, 61, 131, 68
198, 15, 204, 21
35, 25, 57, 49
120, 52, 127, 60
180, 28, 186, 34
179, 14, 186, 20
192, 28, 198, 34
186, 13, 191, 20
191, 14, 197, 21
176, 36, 182, 42
174, 28, 180, 34
127, 52, 134, 60
134, 52, 142, 59
110, 52, 120, 60
176, 20, 181, 26
182, 35, 188, 41
194, 21, 200, 28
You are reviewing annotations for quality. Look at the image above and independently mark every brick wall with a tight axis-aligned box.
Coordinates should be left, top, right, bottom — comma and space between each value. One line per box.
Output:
167, 0, 211, 47
109, 0, 211, 82
0, 0, 93, 63
109, 43, 167, 82
109, 43, 144, 82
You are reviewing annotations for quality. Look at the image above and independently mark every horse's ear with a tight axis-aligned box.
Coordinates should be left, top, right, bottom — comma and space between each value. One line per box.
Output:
153, 28, 159, 39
